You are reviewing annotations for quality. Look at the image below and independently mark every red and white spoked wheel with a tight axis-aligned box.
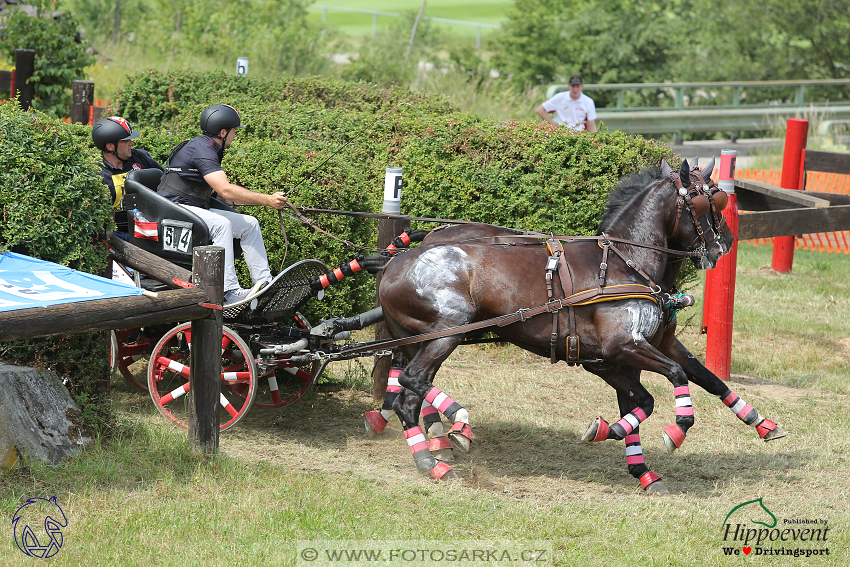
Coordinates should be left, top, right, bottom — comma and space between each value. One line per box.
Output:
147, 322, 257, 432
110, 328, 155, 392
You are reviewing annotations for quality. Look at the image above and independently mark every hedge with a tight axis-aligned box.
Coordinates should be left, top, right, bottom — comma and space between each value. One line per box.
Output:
114, 71, 677, 317
0, 100, 113, 429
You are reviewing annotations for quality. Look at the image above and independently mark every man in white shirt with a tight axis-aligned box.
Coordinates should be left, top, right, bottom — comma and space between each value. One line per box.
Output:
536, 75, 598, 132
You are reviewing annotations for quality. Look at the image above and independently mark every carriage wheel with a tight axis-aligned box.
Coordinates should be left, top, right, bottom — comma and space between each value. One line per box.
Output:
227, 313, 325, 408
147, 322, 257, 432
110, 328, 155, 392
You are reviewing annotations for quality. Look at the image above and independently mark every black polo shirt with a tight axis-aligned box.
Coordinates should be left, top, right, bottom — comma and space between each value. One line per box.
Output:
99, 148, 163, 209
159, 135, 225, 206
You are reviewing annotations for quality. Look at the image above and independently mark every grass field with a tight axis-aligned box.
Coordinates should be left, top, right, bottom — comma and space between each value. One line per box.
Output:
306, 0, 512, 41
1, 243, 848, 566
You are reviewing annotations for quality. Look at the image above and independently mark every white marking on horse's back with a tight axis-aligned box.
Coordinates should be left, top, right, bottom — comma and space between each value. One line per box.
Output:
411, 246, 471, 317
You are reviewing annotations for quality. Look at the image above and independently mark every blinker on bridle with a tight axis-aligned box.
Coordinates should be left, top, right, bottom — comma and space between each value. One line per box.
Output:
662, 157, 728, 252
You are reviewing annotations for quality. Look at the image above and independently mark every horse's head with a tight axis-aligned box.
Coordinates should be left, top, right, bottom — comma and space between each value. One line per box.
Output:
661, 157, 734, 269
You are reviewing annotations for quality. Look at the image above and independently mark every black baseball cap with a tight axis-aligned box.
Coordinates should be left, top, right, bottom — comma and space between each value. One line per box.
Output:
568, 75, 583, 85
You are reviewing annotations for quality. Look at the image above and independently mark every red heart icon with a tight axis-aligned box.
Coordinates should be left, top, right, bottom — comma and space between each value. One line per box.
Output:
743, 547, 752, 555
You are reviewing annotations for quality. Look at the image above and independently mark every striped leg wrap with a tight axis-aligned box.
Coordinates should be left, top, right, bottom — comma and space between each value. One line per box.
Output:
721, 389, 779, 439
663, 385, 693, 450
610, 408, 648, 439
421, 401, 441, 431
424, 387, 465, 423
624, 433, 649, 477
365, 368, 403, 435
405, 425, 452, 478
674, 386, 694, 418
382, 369, 402, 412
720, 389, 760, 425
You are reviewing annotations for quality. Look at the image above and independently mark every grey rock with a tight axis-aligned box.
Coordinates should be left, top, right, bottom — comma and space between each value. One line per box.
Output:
0, 364, 91, 466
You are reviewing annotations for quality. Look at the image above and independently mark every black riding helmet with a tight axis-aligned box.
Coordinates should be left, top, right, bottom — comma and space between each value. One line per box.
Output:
92, 116, 140, 151
200, 104, 245, 137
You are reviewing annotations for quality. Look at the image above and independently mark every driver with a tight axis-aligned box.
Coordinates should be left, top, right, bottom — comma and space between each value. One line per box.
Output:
157, 104, 288, 306
92, 116, 164, 210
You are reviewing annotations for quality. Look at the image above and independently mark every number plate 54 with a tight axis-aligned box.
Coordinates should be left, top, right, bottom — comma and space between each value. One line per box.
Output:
162, 219, 193, 254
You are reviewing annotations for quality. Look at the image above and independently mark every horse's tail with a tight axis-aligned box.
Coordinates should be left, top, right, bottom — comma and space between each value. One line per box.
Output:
309, 229, 429, 291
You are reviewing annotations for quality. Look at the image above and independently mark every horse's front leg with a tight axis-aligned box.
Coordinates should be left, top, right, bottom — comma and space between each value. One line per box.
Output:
658, 331, 787, 443
364, 366, 402, 436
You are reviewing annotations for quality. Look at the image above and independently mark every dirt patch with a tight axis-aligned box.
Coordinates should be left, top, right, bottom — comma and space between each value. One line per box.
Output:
728, 373, 810, 402
115, 346, 834, 503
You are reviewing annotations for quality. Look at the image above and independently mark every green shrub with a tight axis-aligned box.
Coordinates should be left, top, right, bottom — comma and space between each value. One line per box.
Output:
0, 100, 113, 430
115, 70, 676, 318
0, 0, 95, 118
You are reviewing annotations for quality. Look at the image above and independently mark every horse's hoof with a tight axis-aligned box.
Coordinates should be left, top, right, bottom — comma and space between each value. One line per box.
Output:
429, 437, 455, 463
763, 426, 787, 442
639, 471, 670, 495
430, 461, 455, 481
447, 422, 473, 454
364, 410, 387, 437
581, 416, 609, 442
645, 479, 670, 495
661, 424, 686, 454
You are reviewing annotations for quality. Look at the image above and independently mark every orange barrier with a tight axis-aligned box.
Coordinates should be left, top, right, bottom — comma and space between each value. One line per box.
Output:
735, 168, 850, 254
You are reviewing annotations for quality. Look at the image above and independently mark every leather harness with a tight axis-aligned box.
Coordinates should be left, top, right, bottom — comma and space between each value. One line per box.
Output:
332, 167, 726, 364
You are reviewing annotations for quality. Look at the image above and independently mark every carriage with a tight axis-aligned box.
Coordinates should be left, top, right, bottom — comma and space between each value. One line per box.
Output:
108, 168, 383, 431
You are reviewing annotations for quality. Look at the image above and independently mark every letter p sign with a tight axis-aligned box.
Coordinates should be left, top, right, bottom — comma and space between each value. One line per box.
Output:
237, 57, 249, 76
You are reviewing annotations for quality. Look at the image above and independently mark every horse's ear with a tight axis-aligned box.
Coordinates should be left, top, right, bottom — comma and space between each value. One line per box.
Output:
661, 159, 674, 178
680, 159, 691, 187
691, 156, 699, 170
701, 156, 716, 180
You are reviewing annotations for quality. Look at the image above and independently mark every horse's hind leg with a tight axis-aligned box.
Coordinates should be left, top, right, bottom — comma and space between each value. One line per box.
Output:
618, 392, 670, 495
393, 335, 466, 480
580, 365, 669, 493
581, 364, 655, 443
659, 333, 787, 443
421, 401, 454, 463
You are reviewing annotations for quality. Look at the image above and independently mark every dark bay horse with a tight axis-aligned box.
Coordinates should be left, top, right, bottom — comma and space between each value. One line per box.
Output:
374, 158, 786, 492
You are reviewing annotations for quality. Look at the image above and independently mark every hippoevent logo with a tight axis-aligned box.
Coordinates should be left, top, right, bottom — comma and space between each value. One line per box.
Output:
11, 496, 68, 559
720, 497, 830, 559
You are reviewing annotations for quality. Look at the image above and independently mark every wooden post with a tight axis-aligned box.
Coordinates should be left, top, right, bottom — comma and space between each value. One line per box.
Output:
703, 150, 738, 380
71, 80, 95, 124
771, 118, 808, 273
372, 167, 408, 402
14, 49, 35, 111
373, 218, 409, 402
189, 246, 224, 453
0, 70, 12, 98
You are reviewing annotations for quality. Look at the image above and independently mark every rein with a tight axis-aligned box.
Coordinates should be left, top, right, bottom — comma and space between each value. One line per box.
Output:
325, 283, 658, 360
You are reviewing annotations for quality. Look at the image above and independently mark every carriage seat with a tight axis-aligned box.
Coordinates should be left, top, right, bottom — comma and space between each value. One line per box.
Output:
122, 168, 241, 271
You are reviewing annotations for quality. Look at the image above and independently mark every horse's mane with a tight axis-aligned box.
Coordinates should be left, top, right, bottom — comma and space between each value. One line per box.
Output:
596, 166, 665, 235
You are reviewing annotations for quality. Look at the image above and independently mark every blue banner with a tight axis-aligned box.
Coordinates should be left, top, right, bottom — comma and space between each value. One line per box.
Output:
0, 252, 143, 313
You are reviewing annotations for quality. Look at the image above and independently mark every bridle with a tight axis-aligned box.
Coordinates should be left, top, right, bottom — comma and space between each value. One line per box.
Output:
666, 162, 729, 257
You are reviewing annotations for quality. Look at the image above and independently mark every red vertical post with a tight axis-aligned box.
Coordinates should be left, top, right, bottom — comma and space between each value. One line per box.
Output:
703, 150, 738, 380
771, 119, 808, 273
